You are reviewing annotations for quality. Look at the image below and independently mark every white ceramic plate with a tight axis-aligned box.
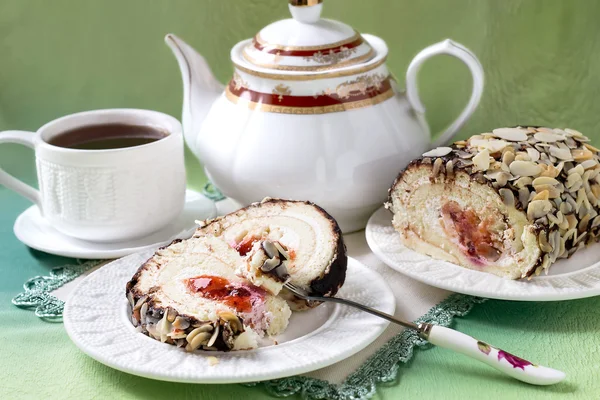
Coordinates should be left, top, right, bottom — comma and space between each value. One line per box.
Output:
366, 206, 600, 301
63, 251, 394, 383
13, 190, 216, 259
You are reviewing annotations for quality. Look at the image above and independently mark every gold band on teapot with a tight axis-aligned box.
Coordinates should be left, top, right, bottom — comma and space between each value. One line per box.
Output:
224, 73, 395, 114
289, 0, 323, 6
242, 49, 374, 72
225, 86, 394, 114
233, 56, 387, 81
254, 31, 361, 52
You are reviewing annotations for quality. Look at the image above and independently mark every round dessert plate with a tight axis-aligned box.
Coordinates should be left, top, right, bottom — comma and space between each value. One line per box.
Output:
366, 206, 600, 301
63, 253, 394, 384
14, 190, 216, 259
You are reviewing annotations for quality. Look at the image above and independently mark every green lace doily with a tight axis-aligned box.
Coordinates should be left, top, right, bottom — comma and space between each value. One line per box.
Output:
12, 259, 103, 322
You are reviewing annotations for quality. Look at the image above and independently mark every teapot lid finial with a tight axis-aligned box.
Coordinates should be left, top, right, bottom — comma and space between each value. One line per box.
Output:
240, 0, 376, 72
288, 0, 323, 24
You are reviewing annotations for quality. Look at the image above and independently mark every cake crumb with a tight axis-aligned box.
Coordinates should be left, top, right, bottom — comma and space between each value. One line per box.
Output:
207, 356, 219, 366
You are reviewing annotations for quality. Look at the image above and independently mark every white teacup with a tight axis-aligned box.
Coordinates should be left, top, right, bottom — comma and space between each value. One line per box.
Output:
0, 109, 186, 242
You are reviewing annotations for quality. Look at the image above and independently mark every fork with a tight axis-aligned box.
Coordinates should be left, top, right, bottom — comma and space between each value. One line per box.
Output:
284, 282, 565, 386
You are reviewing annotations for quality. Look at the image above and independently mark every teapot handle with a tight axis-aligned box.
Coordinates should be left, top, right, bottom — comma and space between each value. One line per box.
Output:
405, 39, 484, 148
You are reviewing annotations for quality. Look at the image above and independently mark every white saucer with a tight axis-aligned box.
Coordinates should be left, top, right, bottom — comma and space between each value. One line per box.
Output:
14, 190, 216, 259
63, 252, 394, 383
366, 206, 600, 301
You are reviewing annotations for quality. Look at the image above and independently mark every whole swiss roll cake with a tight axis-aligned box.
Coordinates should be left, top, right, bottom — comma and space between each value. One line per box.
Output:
387, 127, 600, 279
125, 198, 347, 351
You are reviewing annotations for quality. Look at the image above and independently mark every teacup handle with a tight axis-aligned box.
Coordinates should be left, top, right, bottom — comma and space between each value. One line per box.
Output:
405, 39, 484, 148
0, 131, 41, 207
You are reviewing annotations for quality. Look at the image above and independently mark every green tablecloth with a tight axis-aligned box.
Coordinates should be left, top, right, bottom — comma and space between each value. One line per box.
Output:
1, 153, 599, 399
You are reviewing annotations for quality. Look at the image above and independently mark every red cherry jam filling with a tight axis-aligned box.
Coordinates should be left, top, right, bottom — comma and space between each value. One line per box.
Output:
186, 275, 265, 313
440, 201, 501, 265
234, 235, 260, 256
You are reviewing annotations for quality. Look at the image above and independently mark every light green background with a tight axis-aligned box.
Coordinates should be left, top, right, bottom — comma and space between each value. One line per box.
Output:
1, 0, 599, 399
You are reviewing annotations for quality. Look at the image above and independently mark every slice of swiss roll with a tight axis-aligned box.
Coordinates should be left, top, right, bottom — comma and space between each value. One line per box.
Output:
125, 198, 347, 352
387, 127, 600, 279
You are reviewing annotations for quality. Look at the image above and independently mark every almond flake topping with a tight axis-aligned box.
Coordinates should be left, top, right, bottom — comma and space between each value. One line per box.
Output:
421, 125, 600, 272
423, 147, 452, 157
492, 128, 528, 141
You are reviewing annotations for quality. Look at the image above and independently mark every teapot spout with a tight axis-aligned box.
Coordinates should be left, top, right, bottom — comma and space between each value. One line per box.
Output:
165, 34, 223, 157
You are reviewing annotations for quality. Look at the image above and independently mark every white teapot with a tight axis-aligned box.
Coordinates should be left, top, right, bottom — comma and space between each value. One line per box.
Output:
166, 0, 484, 232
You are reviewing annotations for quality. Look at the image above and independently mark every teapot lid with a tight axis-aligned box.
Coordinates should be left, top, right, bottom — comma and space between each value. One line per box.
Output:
242, 0, 376, 72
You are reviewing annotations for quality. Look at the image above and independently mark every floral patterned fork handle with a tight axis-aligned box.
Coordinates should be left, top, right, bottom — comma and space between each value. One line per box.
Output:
284, 283, 566, 386
419, 324, 565, 385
